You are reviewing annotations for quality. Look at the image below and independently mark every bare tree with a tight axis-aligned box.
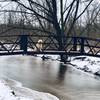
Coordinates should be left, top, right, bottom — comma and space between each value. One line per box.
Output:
10, 0, 94, 61
75, 1, 100, 38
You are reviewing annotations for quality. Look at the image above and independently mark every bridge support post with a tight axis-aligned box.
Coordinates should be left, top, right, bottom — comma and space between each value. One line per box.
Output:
20, 35, 28, 54
60, 54, 68, 64
73, 37, 77, 51
80, 37, 84, 54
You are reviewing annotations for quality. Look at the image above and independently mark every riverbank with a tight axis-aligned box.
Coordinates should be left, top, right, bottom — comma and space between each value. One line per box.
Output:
0, 78, 59, 100
70, 56, 100, 76
37, 54, 100, 76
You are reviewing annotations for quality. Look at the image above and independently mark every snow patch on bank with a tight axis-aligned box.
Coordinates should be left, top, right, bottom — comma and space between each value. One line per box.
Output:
0, 78, 59, 100
70, 56, 100, 75
36, 54, 60, 60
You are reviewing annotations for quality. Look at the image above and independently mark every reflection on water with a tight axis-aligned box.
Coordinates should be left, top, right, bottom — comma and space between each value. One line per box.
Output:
58, 64, 67, 81
0, 56, 100, 100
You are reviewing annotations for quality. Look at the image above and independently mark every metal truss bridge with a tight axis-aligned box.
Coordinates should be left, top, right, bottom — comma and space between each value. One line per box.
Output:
0, 35, 99, 58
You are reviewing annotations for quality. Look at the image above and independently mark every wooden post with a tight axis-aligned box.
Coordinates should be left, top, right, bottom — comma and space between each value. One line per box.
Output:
80, 37, 84, 54
73, 37, 77, 51
20, 35, 28, 54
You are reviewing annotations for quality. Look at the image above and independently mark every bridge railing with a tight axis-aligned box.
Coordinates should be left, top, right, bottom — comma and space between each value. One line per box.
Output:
66, 37, 100, 56
0, 35, 99, 57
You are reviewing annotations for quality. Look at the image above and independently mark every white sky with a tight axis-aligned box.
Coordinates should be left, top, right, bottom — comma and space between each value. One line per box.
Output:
0, 0, 99, 24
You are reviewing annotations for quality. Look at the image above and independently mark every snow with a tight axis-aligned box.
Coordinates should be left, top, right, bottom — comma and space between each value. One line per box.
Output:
36, 54, 60, 60
70, 56, 100, 75
0, 79, 59, 100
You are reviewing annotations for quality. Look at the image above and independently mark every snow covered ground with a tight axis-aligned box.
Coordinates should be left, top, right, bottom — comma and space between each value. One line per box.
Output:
70, 56, 100, 75
0, 78, 59, 100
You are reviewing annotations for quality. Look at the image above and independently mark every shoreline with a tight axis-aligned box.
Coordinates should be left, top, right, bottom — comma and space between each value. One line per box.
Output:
0, 77, 59, 100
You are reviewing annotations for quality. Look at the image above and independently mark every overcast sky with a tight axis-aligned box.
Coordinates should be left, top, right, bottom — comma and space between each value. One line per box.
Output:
0, 0, 99, 24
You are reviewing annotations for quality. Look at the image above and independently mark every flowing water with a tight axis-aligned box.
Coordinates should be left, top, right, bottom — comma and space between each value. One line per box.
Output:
0, 55, 100, 100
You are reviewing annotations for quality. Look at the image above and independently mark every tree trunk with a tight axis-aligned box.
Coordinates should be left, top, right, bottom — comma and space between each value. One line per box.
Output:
54, 22, 68, 63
